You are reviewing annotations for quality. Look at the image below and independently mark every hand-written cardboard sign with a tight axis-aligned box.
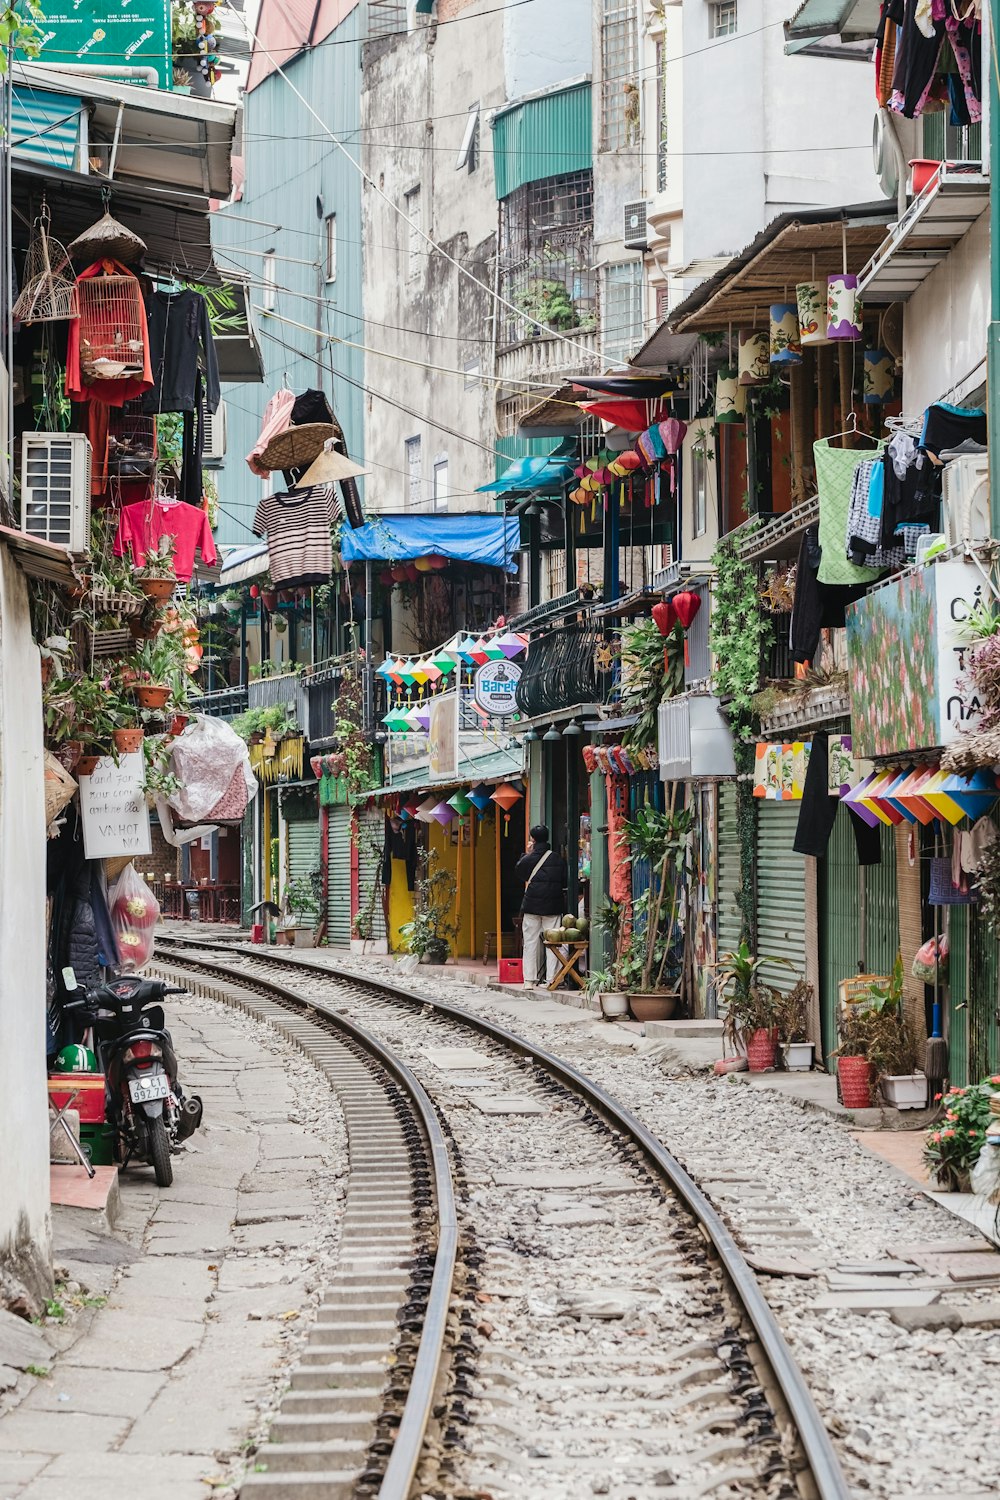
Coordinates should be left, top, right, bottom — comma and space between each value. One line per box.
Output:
79, 752, 152, 860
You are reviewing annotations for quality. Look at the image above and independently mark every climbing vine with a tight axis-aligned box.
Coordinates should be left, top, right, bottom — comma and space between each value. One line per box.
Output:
709, 535, 773, 726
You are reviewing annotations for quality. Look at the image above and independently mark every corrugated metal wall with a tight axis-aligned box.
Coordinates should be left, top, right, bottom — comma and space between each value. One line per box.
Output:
717, 783, 742, 964
287, 818, 321, 885
756, 805, 806, 994
820, 809, 898, 1070
491, 82, 592, 200
12, 88, 81, 171
211, 8, 365, 545
357, 807, 386, 944
327, 805, 353, 946
968, 907, 1000, 1080
947, 905, 970, 1086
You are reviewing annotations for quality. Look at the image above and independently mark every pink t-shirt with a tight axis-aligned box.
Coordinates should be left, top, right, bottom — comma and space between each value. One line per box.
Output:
114, 500, 217, 582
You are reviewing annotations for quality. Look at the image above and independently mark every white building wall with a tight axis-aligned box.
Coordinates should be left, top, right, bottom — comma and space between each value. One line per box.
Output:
0, 545, 52, 1303
901, 212, 989, 414
503, 0, 592, 99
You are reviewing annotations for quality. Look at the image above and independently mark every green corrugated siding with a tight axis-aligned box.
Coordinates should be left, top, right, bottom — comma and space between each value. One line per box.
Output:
491, 83, 592, 201
756, 805, 806, 995
948, 905, 970, 1087
327, 805, 353, 947
12, 88, 81, 171
968, 908, 1000, 1080
717, 783, 742, 967
820, 809, 898, 1072
357, 808, 386, 945
288, 818, 321, 885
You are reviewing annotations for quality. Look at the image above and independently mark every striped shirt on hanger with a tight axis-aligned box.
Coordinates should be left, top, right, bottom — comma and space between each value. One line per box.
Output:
252, 482, 342, 588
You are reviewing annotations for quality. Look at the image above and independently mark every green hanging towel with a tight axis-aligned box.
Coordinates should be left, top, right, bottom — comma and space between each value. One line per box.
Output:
814, 437, 884, 587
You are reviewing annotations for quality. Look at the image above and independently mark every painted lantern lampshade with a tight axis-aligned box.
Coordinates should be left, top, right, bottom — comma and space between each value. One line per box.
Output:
737, 329, 769, 386
769, 303, 802, 365
863, 347, 895, 405
467, 784, 492, 813
795, 280, 830, 346
491, 779, 523, 835
827, 274, 862, 340
714, 367, 746, 424
431, 801, 455, 826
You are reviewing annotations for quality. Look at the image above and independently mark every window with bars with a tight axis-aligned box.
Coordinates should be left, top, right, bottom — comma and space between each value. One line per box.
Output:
497, 171, 595, 350
656, 38, 668, 192
710, 0, 738, 38
601, 0, 639, 152
603, 262, 644, 365
656, 285, 669, 322
405, 436, 422, 507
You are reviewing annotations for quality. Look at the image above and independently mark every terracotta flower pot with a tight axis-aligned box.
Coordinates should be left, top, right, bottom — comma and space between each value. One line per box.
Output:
169, 714, 189, 737
261, 590, 278, 611
112, 728, 144, 754
746, 1027, 779, 1073
140, 577, 176, 603
128, 617, 159, 641
54, 740, 84, 772
627, 991, 678, 1022
838, 1055, 875, 1109
76, 754, 101, 776
136, 685, 171, 710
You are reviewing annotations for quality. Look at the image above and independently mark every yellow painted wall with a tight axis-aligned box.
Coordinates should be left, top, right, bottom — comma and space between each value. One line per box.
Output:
428, 810, 499, 958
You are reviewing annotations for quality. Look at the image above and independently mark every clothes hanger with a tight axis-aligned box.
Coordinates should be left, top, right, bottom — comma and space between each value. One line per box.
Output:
822, 411, 881, 447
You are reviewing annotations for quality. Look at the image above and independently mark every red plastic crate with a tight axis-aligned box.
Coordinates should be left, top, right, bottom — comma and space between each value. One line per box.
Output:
48, 1075, 106, 1124
498, 959, 523, 984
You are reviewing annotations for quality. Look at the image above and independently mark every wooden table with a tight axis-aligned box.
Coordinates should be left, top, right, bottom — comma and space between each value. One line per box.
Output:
544, 939, 589, 991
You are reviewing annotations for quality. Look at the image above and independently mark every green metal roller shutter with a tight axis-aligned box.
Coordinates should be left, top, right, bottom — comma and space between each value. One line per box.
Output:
948, 904, 970, 1087
755, 804, 806, 995
717, 783, 742, 965
327, 806, 353, 947
968, 907, 1000, 1081
287, 818, 321, 886
357, 808, 386, 945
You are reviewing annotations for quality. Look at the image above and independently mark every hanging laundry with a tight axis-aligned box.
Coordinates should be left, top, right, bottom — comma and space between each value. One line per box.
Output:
252, 482, 341, 588
141, 288, 220, 415
789, 524, 871, 665
885, 0, 982, 122
846, 456, 914, 569
814, 438, 884, 587
247, 386, 295, 477
114, 497, 218, 583
920, 401, 987, 458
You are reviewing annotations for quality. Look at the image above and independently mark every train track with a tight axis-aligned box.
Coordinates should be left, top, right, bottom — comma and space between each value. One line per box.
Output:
154, 935, 850, 1500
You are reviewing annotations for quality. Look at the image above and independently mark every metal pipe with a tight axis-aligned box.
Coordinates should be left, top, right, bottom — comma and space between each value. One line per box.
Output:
26, 62, 160, 90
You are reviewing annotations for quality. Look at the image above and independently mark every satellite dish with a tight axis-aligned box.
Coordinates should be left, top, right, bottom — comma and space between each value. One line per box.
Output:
873, 109, 899, 202
882, 302, 904, 360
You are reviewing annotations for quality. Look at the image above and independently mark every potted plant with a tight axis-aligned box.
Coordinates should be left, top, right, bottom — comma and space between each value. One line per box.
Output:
618, 801, 693, 1020
400, 851, 458, 964
833, 956, 923, 1108
923, 1078, 1000, 1191
136, 536, 178, 603
280, 873, 321, 948
587, 968, 629, 1020
718, 939, 794, 1071
130, 636, 182, 710
777, 979, 816, 1071
590, 899, 629, 1018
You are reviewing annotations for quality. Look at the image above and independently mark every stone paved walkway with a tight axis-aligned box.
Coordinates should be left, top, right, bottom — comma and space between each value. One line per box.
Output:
0, 993, 347, 1500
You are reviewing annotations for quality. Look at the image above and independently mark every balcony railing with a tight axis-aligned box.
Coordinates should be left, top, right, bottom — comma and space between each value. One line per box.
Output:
189, 685, 248, 719
515, 624, 601, 719
495, 328, 600, 403
509, 588, 598, 634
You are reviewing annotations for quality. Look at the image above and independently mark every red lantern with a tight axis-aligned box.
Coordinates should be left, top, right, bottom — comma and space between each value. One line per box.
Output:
618, 450, 642, 471
249, 584, 259, 599
651, 599, 677, 637
672, 591, 702, 629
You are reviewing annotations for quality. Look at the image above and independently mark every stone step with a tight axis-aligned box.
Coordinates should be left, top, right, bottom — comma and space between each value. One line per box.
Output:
280, 1388, 383, 1414
644, 1018, 724, 1040
300, 1342, 394, 1366
255, 1440, 368, 1473
307, 1319, 396, 1345
290, 1363, 387, 1391
270, 1412, 375, 1444
240, 1468, 357, 1498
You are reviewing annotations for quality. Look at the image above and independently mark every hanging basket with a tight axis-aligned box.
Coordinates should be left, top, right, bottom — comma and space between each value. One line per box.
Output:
68, 212, 147, 267
258, 422, 336, 473
12, 208, 79, 324
91, 585, 146, 620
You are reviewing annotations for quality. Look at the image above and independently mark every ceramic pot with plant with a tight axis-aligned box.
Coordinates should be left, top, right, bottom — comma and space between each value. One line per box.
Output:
834, 955, 921, 1108
777, 979, 816, 1071
400, 850, 459, 965
282, 874, 322, 948
112, 727, 144, 754
136, 535, 178, 602
718, 939, 794, 1070
923, 1078, 1000, 1190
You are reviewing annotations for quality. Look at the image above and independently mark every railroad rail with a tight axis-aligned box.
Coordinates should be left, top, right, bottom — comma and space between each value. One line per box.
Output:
155, 934, 851, 1500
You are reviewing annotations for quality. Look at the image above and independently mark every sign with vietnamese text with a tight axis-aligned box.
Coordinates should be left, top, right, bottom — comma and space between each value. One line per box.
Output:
79, 752, 152, 860
473, 660, 521, 719
31, 2, 173, 91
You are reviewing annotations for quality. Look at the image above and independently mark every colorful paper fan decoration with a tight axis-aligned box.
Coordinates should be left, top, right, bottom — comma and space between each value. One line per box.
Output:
376, 658, 395, 679
415, 796, 440, 823
422, 658, 442, 682
382, 710, 410, 732
409, 658, 429, 685
396, 659, 417, 686
448, 792, 471, 817
431, 801, 455, 825
467, 783, 492, 813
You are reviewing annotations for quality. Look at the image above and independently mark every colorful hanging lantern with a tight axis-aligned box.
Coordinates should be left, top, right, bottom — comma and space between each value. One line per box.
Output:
796, 281, 830, 346
827, 274, 861, 340
737, 329, 769, 386
714, 368, 746, 424
448, 792, 471, 817
397, 660, 417, 687
863, 348, 895, 405
617, 450, 642, 471
467, 783, 492, 813
491, 782, 523, 811
570, 487, 589, 505
376, 658, 396, 680
467, 637, 490, 666
651, 599, 678, 637
456, 634, 479, 663
423, 659, 442, 682
431, 801, 455, 825
410, 658, 429, 685
440, 633, 464, 661
496, 630, 526, 659
672, 591, 702, 629
769, 303, 802, 366
406, 707, 429, 730
415, 796, 440, 823
482, 635, 506, 662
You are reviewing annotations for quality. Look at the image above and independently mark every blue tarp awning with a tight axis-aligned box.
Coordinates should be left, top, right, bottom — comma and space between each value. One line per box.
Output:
340, 514, 521, 573
477, 455, 574, 495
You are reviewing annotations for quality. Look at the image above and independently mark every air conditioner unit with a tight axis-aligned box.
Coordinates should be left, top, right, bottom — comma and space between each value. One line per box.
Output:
623, 199, 650, 251
20, 432, 92, 552
658, 693, 736, 781
942, 453, 989, 547
202, 400, 227, 467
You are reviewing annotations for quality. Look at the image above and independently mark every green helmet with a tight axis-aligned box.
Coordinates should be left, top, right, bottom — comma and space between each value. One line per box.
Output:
54, 1044, 98, 1074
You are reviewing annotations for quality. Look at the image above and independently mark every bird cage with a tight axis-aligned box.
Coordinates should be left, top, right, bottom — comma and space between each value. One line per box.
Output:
102, 399, 158, 502
77, 265, 147, 383
12, 206, 78, 324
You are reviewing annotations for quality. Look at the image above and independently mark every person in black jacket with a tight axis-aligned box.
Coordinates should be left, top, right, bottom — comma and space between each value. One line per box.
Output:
516, 825, 567, 986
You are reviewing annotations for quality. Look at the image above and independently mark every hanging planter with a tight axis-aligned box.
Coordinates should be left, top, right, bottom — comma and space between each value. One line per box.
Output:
136, 684, 171, 710
769, 303, 802, 366
112, 727, 144, 754
795, 280, 830, 346
139, 576, 176, 604
827, 274, 862, 340
737, 330, 769, 386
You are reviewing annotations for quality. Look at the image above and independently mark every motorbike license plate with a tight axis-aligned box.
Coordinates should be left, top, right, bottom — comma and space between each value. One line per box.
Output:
128, 1074, 169, 1105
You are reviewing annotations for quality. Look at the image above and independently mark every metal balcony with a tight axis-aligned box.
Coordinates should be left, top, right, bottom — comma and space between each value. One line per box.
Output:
189, 685, 248, 718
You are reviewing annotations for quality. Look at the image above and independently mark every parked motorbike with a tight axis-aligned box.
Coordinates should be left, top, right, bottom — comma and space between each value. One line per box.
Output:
62, 968, 203, 1187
